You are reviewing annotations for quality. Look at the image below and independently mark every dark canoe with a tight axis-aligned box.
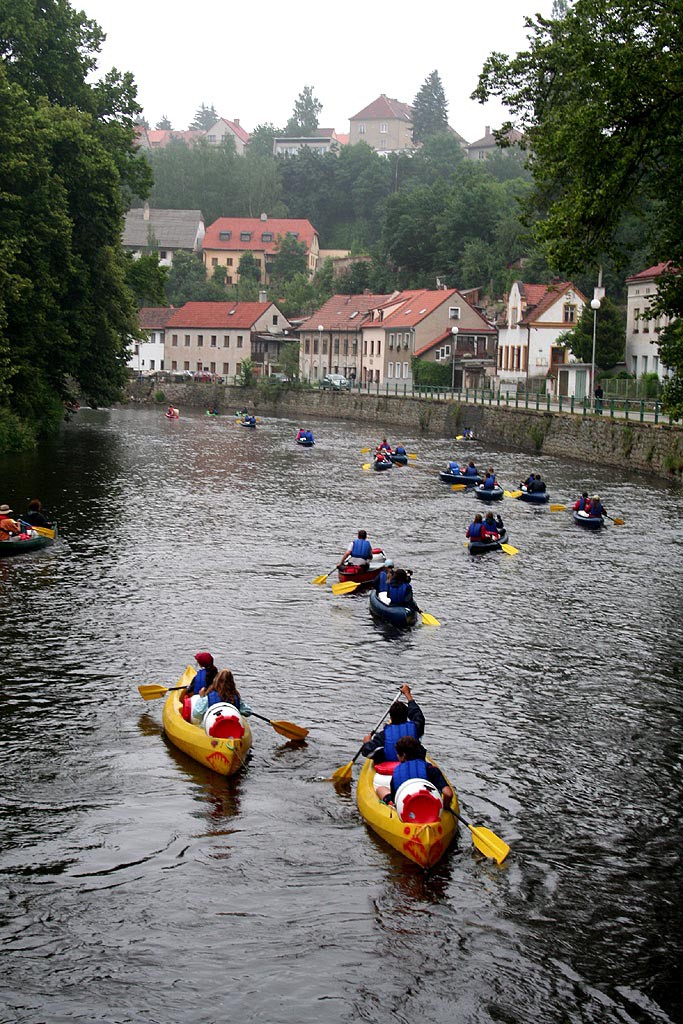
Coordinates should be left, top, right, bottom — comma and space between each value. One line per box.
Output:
573, 510, 605, 530
238, 420, 256, 429
439, 470, 482, 486
373, 459, 393, 471
468, 530, 508, 555
389, 452, 408, 465
369, 589, 417, 628
517, 489, 550, 504
338, 552, 393, 587
0, 528, 57, 558
473, 485, 504, 502
296, 437, 315, 447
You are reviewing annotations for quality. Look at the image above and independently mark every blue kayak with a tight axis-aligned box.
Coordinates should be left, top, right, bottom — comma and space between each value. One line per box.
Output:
439, 470, 482, 486
573, 510, 605, 530
518, 489, 549, 504
369, 589, 417, 627
474, 485, 504, 502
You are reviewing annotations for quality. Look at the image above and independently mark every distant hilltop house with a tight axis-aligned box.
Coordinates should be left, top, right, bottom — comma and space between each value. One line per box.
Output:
465, 125, 524, 161
625, 263, 675, 380
496, 280, 589, 398
349, 94, 467, 155
273, 128, 347, 157
134, 117, 250, 154
122, 203, 205, 266
202, 215, 320, 286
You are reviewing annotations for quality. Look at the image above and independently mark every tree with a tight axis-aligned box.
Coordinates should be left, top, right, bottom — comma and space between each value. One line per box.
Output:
473, 0, 683, 409
248, 122, 281, 157
556, 296, 625, 369
156, 115, 172, 130
270, 234, 308, 288
238, 252, 261, 284
279, 340, 301, 380
285, 86, 322, 135
190, 103, 217, 131
412, 70, 449, 144
165, 251, 224, 305
124, 252, 168, 307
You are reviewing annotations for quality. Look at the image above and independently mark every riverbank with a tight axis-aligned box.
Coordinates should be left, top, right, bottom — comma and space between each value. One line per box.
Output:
126, 380, 683, 480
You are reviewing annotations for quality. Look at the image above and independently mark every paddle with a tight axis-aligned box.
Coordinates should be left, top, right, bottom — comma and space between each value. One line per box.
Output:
455, 434, 464, 440
452, 483, 468, 491
500, 543, 519, 555
504, 490, 522, 499
550, 503, 567, 512
605, 514, 625, 526
450, 810, 510, 864
19, 520, 56, 539
362, 463, 371, 471
331, 580, 362, 595
420, 611, 440, 626
136, 683, 308, 740
330, 690, 402, 783
312, 566, 338, 585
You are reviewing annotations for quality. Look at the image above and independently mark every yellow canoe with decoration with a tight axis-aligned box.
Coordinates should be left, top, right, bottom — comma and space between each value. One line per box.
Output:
355, 756, 459, 868
161, 667, 252, 777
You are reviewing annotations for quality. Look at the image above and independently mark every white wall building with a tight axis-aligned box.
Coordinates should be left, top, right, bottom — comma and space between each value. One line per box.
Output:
625, 263, 673, 379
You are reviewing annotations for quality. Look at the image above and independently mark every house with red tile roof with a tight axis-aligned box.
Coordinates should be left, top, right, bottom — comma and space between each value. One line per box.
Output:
204, 118, 250, 155
298, 294, 394, 381
413, 298, 498, 390
134, 127, 205, 149
164, 301, 291, 380
465, 125, 524, 161
496, 280, 588, 395
625, 263, 674, 380
349, 95, 415, 154
127, 306, 176, 376
202, 216, 319, 286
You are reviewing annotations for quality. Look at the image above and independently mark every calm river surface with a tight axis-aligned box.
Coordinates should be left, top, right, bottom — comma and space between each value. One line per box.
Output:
1, 406, 682, 1024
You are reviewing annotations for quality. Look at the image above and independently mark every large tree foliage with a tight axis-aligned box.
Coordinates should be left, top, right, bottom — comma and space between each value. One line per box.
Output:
412, 70, 449, 144
556, 296, 625, 369
165, 251, 225, 305
473, 0, 683, 412
285, 86, 322, 135
0, 0, 152, 436
190, 103, 217, 131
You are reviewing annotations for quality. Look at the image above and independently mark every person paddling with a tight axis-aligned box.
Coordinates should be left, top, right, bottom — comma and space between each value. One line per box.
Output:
360, 684, 425, 764
337, 529, 373, 571
375, 735, 454, 810
0, 504, 21, 541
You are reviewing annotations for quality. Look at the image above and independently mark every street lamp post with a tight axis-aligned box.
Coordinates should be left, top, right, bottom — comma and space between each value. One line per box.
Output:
451, 326, 459, 392
590, 297, 601, 411
317, 324, 324, 381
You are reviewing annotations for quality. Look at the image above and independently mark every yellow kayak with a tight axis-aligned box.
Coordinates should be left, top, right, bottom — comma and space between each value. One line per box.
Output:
161, 667, 252, 776
356, 756, 459, 868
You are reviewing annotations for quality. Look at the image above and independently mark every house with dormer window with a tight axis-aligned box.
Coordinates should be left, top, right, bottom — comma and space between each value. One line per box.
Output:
202, 215, 319, 286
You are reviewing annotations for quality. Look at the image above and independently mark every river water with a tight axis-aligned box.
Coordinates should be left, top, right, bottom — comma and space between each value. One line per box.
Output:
1, 406, 682, 1024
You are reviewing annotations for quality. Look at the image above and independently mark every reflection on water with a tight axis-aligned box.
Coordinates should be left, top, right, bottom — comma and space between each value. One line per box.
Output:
0, 406, 682, 1024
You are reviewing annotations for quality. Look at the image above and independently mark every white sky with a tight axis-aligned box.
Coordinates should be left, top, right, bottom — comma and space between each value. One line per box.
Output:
77, 0, 553, 144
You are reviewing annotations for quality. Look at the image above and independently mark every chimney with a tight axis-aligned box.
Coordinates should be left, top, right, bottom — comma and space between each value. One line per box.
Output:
259, 289, 268, 303
260, 212, 267, 221
485, 126, 490, 137
143, 201, 150, 221
234, 118, 240, 126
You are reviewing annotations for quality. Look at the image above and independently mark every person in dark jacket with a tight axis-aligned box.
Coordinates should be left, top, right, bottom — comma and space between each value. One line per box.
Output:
483, 467, 497, 489
464, 461, 479, 477
529, 474, 546, 493
24, 499, 53, 528
382, 567, 420, 612
375, 735, 454, 809
360, 684, 425, 763
482, 512, 501, 539
573, 491, 590, 511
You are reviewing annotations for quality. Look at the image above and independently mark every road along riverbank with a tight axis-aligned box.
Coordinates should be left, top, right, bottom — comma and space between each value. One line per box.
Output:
126, 381, 683, 480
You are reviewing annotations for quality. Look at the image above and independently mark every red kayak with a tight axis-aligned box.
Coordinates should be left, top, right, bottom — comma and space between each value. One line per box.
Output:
337, 548, 393, 587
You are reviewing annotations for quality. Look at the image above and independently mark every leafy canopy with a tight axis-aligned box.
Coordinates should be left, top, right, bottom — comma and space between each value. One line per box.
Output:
285, 85, 322, 135
556, 296, 625, 369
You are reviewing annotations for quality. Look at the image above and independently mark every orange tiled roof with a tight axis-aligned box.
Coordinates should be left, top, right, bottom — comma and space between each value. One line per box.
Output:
300, 294, 392, 331
381, 289, 459, 328
626, 262, 672, 283
204, 217, 318, 253
350, 94, 412, 122
139, 307, 175, 330
165, 302, 272, 329
519, 282, 586, 324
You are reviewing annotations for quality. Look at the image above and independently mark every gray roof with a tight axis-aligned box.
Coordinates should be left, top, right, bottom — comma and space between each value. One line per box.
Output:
123, 208, 204, 250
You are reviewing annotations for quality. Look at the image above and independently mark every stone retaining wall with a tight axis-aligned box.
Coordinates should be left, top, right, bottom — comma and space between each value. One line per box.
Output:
127, 381, 683, 479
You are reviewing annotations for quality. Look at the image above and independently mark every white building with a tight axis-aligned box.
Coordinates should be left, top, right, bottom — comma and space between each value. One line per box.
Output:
128, 307, 175, 375
625, 263, 673, 379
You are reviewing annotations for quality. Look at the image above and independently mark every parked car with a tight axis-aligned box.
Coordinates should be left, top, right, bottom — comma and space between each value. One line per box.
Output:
270, 372, 291, 383
319, 374, 350, 391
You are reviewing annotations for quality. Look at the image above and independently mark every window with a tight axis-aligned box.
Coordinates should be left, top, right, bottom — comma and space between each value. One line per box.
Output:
633, 308, 640, 332
323, 339, 328, 354
377, 340, 381, 356
211, 257, 218, 266
184, 335, 190, 346
219, 231, 231, 241
227, 276, 233, 284
642, 355, 648, 372
236, 362, 242, 375
196, 362, 202, 371
227, 258, 233, 266
358, 123, 366, 134
388, 362, 393, 378
403, 361, 409, 378
240, 232, 252, 241
223, 336, 229, 348
172, 334, 178, 347
375, 370, 380, 383
272, 314, 278, 325
150, 360, 155, 370
404, 335, 410, 350
352, 339, 358, 354
207, 135, 215, 143
449, 306, 461, 320
183, 361, 190, 370
632, 355, 638, 374
444, 344, 451, 357
287, 232, 299, 240
333, 338, 339, 354
396, 333, 402, 348
198, 334, 203, 347
237, 336, 243, 349
389, 333, 394, 350
380, 122, 387, 134
563, 303, 576, 323
211, 335, 217, 347
210, 362, 216, 373
305, 338, 310, 354
261, 233, 273, 242
313, 338, 319, 354
171, 360, 177, 370
642, 319, 649, 333
370, 339, 374, 356
653, 356, 659, 372
363, 339, 367, 356
395, 363, 401, 379
223, 362, 229, 374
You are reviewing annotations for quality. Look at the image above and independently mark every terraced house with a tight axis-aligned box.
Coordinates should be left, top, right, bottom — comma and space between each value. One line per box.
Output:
202, 215, 319, 286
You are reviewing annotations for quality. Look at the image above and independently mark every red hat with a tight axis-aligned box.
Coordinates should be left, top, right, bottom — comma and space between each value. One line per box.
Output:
194, 651, 213, 667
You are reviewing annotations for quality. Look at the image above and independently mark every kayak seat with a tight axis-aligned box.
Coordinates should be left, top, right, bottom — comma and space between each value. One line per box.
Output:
373, 761, 400, 775
372, 547, 383, 554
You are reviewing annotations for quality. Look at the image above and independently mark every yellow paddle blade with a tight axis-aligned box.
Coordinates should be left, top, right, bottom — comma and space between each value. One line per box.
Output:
550, 504, 567, 512
312, 574, 330, 585
362, 463, 371, 471
613, 517, 625, 526
455, 434, 464, 440
420, 611, 440, 626
452, 483, 467, 491
408, 453, 418, 459
500, 543, 519, 556
331, 760, 354, 782
31, 524, 56, 539
138, 683, 170, 701
468, 824, 511, 864
360, 447, 371, 454
271, 720, 309, 741
504, 490, 522, 499
332, 580, 362, 595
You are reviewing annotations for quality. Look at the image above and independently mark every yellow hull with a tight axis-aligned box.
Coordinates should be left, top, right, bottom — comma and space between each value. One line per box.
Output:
356, 757, 459, 868
161, 668, 252, 777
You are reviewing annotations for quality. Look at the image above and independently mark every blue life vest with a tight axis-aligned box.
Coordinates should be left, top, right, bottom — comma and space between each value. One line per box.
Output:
483, 519, 498, 534
351, 538, 372, 559
207, 690, 241, 710
392, 758, 429, 789
306, 432, 314, 442
388, 580, 409, 604
483, 475, 496, 489
468, 522, 484, 539
383, 722, 418, 761
465, 465, 478, 476
589, 502, 604, 517
448, 461, 460, 473
192, 668, 208, 694
395, 446, 406, 455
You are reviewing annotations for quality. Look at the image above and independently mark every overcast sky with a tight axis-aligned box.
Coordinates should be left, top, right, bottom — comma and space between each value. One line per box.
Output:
77, 0, 553, 144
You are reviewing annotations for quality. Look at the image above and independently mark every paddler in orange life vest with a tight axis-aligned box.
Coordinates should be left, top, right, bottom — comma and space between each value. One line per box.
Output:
359, 684, 426, 765
0, 504, 21, 541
